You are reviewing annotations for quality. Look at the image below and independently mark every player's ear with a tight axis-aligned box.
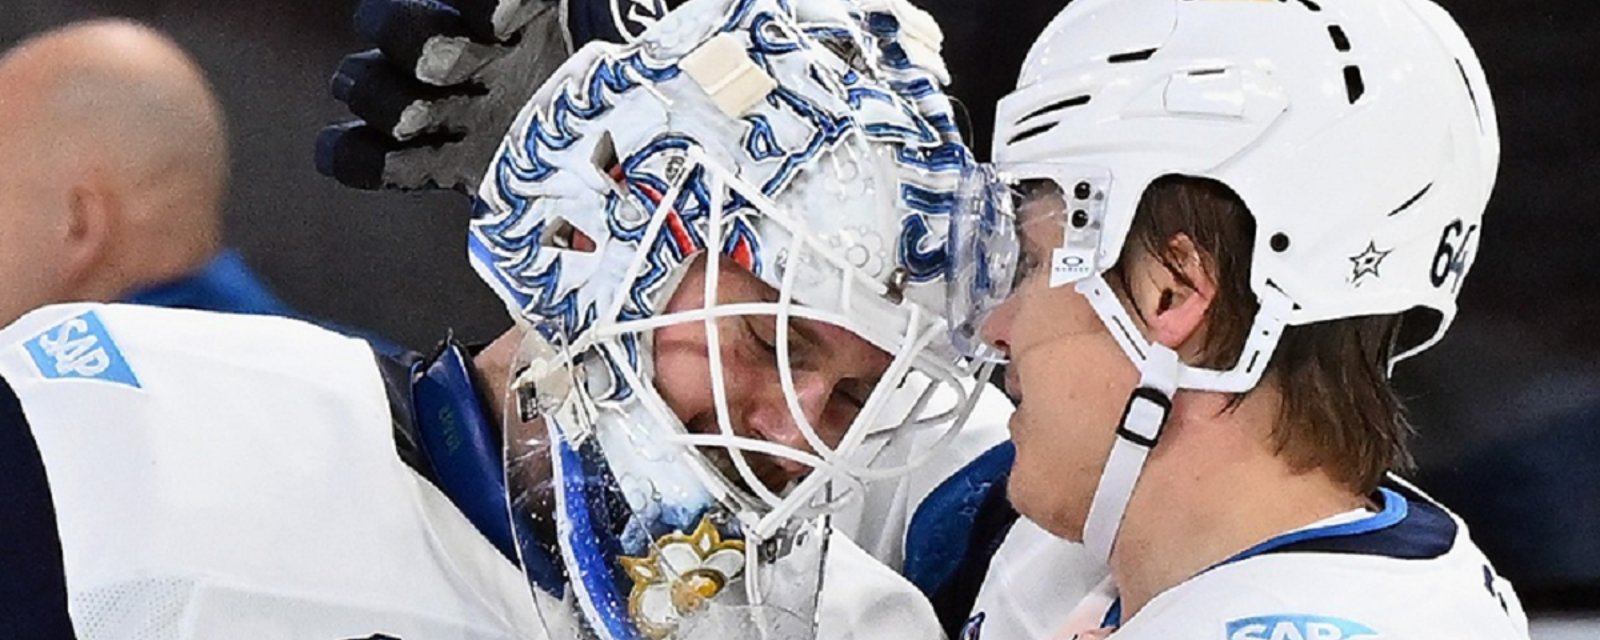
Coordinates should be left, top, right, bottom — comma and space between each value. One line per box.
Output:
1124, 233, 1215, 352
62, 182, 120, 292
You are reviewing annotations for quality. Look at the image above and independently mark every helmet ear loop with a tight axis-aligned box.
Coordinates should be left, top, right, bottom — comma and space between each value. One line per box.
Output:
1073, 273, 1293, 394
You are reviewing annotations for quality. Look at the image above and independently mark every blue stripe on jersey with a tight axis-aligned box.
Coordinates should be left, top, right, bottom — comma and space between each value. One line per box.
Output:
1101, 598, 1122, 628
0, 373, 78, 638
1219, 485, 1456, 565
1100, 485, 1457, 629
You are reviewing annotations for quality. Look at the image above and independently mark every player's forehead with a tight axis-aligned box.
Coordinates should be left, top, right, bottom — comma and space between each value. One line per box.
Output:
1015, 181, 1068, 253
698, 256, 892, 367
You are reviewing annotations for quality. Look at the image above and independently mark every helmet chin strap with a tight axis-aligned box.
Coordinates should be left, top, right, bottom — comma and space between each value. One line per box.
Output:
1071, 274, 1293, 563
1080, 343, 1179, 563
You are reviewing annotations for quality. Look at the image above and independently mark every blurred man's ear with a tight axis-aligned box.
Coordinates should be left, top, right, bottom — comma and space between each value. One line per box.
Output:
1127, 233, 1216, 354
62, 182, 119, 295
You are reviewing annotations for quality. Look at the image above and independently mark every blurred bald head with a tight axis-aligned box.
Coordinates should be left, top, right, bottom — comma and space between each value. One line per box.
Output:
0, 19, 227, 326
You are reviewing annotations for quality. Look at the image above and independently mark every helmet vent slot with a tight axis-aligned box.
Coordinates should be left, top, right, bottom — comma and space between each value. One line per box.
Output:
1007, 121, 1060, 146
1454, 59, 1485, 133
1018, 95, 1090, 123
1107, 48, 1157, 64
1328, 25, 1351, 52
1286, 0, 1322, 11
1343, 65, 1365, 103
1387, 183, 1433, 217
592, 130, 622, 187
540, 216, 596, 253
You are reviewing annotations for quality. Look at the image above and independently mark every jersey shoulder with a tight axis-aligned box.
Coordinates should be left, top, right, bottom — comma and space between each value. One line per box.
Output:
0, 303, 537, 639
0, 302, 377, 394
1121, 482, 1530, 640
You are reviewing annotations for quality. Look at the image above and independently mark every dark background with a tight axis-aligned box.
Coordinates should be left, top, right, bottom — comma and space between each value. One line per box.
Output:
4, 0, 1597, 612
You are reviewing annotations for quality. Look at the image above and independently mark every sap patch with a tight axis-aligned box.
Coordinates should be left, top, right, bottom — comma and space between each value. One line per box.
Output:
24, 311, 141, 388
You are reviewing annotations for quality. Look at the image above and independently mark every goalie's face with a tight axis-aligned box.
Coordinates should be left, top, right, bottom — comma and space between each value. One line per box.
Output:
655, 256, 892, 491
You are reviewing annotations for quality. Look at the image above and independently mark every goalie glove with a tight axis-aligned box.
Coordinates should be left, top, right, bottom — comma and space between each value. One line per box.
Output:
316, 0, 573, 193
314, 0, 948, 194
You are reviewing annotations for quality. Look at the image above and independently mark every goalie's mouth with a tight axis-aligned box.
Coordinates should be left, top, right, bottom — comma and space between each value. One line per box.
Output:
690, 427, 807, 497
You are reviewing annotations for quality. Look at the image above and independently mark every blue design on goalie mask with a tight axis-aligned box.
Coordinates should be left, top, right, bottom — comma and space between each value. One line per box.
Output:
470, 0, 982, 638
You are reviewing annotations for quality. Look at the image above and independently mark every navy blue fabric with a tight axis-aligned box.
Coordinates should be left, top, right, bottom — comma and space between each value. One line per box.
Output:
1100, 598, 1122, 629
124, 249, 296, 318
333, 50, 454, 134
1205, 485, 1456, 568
902, 441, 1020, 639
124, 249, 407, 357
355, 0, 471, 70
316, 122, 404, 191
567, 0, 683, 47
0, 374, 78, 639
1098, 484, 1457, 632
412, 342, 564, 595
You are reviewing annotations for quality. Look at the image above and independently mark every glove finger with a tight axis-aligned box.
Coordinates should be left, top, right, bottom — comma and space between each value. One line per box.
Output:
439, 0, 552, 42
317, 122, 476, 192
316, 121, 401, 190
385, 143, 485, 194
413, 36, 514, 86
333, 50, 471, 138
355, 0, 481, 76
355, 0, 523, 86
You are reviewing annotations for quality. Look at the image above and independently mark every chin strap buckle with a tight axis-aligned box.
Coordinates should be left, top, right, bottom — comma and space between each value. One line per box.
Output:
1115, 387, 1173, 448
1083, 345, 1180, 562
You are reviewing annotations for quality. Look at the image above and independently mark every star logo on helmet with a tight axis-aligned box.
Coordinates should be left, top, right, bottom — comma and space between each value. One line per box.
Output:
1349, 241, 1392, 285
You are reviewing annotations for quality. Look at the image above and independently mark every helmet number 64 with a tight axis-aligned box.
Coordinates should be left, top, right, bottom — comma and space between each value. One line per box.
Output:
1430, 220, 1478, 291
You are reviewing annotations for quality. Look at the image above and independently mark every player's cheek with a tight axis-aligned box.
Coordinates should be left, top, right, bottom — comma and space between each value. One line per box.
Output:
651, 324, 716, 425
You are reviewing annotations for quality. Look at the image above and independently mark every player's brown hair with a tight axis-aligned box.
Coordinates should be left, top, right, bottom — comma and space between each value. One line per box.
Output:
1111, 176, 1413, 494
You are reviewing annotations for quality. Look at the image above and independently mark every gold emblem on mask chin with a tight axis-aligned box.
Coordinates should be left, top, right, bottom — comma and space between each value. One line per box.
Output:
621, 516, 747, 640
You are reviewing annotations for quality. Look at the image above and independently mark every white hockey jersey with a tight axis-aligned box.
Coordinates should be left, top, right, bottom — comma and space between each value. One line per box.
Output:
1046, 483, 1531, 640
0, 303, 1012, 640
960, 520, 1106, 640
0, 303, 545, 639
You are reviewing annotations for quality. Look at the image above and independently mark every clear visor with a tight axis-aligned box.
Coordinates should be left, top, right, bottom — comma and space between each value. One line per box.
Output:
946, 162, 1112, 362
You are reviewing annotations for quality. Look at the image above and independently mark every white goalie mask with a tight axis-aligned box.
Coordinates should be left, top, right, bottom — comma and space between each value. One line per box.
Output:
947, 0, 1499, 561
468, 0, 979, 637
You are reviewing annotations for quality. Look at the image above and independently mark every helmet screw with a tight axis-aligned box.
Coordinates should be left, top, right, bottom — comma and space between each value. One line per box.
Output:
885, 267, 909, 304
1071, 209, 1090, 228
1074, 181, 1092, 200
1270, 233, 1291, 253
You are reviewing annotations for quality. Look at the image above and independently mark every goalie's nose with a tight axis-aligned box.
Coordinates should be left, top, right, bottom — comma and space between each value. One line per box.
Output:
742, 371, 839, 485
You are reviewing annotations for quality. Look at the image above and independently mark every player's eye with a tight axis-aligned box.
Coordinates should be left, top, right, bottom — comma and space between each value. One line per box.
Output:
746, 315, 776, 347
833, 378, 875, 411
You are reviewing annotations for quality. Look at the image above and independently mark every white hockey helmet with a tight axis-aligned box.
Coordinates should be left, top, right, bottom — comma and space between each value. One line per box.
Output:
948, 0, 1499, 560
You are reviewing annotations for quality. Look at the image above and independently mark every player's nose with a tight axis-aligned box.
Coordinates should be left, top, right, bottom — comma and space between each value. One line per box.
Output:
980, 297, 1019, 358
743, 373, 834, 483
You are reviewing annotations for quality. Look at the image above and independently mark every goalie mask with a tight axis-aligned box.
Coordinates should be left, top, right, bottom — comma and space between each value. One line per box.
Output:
469, 0, 978, 637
